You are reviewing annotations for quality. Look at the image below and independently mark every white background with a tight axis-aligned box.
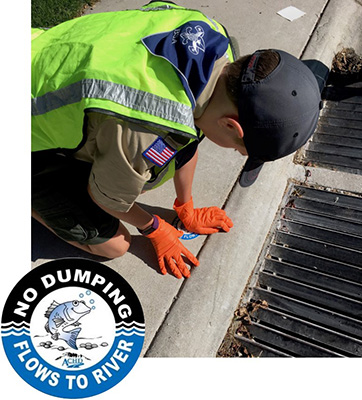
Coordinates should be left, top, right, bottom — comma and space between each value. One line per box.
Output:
0, 2, 360, 399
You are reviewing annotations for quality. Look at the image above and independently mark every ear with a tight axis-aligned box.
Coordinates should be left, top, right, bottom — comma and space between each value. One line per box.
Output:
218, 116, 244, 139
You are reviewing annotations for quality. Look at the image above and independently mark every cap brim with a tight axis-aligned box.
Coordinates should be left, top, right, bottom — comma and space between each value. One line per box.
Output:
239, 158, 264, 187
301, 59, 329, 94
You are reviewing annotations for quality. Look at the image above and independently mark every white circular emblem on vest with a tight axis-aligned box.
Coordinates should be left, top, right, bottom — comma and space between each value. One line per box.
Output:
180, 25, 205, 55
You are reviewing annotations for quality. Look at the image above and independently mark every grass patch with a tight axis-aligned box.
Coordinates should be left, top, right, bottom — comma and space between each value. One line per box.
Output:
32, 0, 96, 28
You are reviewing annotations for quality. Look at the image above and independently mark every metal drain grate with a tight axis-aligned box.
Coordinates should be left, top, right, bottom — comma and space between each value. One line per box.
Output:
236, 184, 362, 357
304, 82, 362, 175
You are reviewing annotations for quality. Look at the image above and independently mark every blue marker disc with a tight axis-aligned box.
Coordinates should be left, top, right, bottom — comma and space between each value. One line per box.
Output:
172, 217, 199, 240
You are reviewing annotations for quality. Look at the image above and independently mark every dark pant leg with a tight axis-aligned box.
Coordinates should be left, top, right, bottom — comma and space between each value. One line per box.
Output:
32, 153, 119, 245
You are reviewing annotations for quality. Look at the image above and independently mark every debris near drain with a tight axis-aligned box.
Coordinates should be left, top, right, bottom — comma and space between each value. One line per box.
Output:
216, 300, 268, 358
234, 300, 268, 338
329, 47, 362, 85
234, 300, 268, 323
216, 336, 252, 358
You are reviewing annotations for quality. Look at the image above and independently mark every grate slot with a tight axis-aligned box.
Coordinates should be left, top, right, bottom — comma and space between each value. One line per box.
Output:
259, 272, 362, 319
253, 308, 362, 357
270, 245, 362, 289
292, 185, 362, 209
318, 115, 362, 129
322, 105, 362, 118
274, 232, 362, 267
253, 288, 362, 340
289, 197, 362, 222
307, 142, 362, 159
305, 151, 362, 173
280, 219, 362, 252
322, 84, 362, 103
247, 323, 345, 357
234, 336, 292, 358
323, 100, 362, 112
312, 134, 362, 149
270, 245, 362, 282
284, 207, 362, 236
317, 124, 362, 139
264, 259, 362, 300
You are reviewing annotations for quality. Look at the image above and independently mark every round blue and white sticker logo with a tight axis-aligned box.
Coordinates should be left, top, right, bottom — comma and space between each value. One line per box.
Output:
172, 217, 199, 240
1, 259, 145, 398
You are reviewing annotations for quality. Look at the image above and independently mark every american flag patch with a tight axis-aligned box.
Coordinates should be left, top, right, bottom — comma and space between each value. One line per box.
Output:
142, 137, 177, 167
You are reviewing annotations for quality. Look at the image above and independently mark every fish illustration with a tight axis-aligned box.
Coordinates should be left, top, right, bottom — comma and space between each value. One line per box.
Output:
44, 300, 91, 350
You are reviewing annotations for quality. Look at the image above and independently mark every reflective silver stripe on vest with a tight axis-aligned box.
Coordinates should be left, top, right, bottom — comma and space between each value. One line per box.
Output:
206, 16, 220, 32
31, 79, 195, 130
141, 5, 175, 11
140, 3, 181, 11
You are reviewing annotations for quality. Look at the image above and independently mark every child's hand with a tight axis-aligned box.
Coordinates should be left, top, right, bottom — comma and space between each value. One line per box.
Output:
145, 215, 199, 279
173, 197, 233, 235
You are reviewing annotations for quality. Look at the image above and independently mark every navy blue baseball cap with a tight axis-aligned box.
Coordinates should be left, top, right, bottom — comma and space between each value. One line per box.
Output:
238, 49, 323, 187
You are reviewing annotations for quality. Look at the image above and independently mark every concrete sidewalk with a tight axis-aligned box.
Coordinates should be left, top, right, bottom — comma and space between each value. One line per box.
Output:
31, 0, 362, 357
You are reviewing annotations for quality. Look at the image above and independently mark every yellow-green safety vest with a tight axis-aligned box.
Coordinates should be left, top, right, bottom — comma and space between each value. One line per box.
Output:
31, 1, 236, 188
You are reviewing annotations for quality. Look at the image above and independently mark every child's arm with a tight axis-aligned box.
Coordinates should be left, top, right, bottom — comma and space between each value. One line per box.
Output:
173, 149, 198, 204
88, 185, 198, 278
173, 149, 233, 234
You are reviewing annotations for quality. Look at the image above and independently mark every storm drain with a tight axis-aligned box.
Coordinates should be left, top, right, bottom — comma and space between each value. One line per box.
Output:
231, 184, 362, 358
304, 81, 362, 174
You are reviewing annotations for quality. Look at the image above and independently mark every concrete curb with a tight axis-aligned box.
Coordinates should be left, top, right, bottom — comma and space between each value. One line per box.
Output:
145, 0, 362, 357
302, 0, 362, 64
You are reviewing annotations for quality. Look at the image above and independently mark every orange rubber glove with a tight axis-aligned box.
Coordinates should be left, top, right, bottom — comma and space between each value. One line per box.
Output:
146, 215, 199, 279
173, 197, 233, 235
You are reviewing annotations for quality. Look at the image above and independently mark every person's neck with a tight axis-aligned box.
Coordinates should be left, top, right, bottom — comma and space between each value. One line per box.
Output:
194, 72, 234, 131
